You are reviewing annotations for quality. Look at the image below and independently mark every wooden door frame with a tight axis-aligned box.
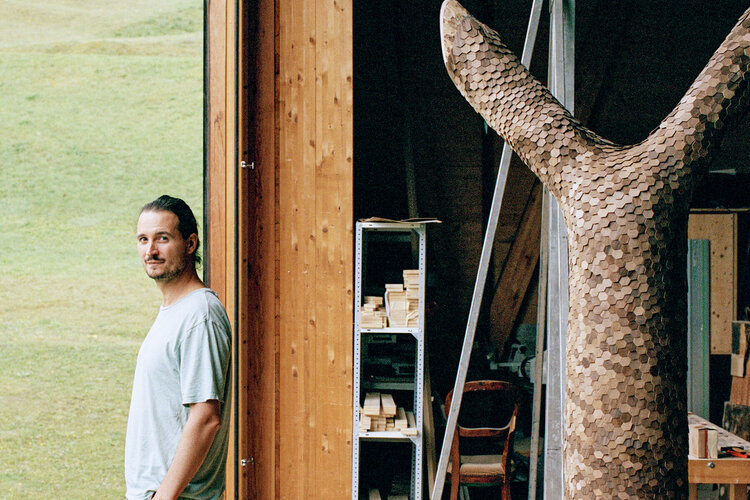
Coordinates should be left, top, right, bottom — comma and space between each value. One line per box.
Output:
206, 0, 353, 497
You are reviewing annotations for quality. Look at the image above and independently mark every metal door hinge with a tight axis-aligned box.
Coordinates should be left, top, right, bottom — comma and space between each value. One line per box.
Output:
240, 160, 255, 170
240, 457, 254, 467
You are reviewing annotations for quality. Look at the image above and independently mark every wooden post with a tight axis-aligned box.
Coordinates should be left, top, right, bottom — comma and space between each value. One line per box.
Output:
208, 0, 353, 497
205, 0, 240, 495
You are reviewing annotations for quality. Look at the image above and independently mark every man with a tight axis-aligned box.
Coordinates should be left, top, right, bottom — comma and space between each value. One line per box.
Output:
125, 195, 231, 500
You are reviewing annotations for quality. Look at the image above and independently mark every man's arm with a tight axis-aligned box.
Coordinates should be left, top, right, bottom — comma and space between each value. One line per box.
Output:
152, 400, 222, 500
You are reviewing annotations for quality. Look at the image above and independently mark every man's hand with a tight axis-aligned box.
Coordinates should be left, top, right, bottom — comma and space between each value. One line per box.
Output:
152, 400, 222, 500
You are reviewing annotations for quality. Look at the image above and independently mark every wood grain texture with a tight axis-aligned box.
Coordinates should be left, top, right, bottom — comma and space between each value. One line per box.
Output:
206, 0, 228, 300
206, 0, 235, 494
688, 212, 738, 354
278, 0, 353, 498
241, 0, 278, 497
731, 322, 750, 406
488, 180, 542, 353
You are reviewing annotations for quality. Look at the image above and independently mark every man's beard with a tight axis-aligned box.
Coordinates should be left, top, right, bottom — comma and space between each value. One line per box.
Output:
144, 256, 188, 282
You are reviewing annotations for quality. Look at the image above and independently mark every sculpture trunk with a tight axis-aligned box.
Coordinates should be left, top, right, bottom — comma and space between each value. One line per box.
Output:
440, 1, 750, 497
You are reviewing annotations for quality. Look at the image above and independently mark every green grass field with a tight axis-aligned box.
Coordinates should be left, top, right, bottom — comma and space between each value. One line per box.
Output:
0, 1, 203, 497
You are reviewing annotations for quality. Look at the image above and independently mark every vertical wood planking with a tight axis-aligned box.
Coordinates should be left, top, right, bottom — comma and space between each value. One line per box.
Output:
688, 212, 738, 354
314, 0, 353, 496
279, 0, 316, 498
209, 0, 353, 495
207, 0, 242, 494
207, 0, 228, 300
242, 0, 279, 497
278, 0, 353, 497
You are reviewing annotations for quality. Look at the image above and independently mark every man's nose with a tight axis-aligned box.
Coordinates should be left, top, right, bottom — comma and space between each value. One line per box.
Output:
147, 241, 159, 256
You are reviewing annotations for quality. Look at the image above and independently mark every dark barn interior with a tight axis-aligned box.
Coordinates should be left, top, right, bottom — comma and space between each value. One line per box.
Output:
353, 0, 750, 495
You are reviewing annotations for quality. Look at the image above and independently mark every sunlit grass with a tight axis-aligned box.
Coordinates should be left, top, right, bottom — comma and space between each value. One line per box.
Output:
0, 1, 202, 497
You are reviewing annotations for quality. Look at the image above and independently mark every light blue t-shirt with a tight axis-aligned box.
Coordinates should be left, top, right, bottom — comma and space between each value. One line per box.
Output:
125, 288, 232, 500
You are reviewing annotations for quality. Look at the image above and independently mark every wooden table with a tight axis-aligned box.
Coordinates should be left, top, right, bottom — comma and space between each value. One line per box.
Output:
688, 413, 750, 500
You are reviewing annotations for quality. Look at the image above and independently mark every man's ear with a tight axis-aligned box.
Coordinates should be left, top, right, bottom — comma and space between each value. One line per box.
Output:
187, 233, 198, 254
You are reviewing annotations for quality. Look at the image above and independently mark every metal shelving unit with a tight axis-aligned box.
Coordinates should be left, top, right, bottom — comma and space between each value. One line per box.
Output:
353, 221, 427, 500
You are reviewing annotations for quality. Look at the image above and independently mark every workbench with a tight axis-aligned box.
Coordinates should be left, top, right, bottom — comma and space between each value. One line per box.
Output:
688, 413, 750, 499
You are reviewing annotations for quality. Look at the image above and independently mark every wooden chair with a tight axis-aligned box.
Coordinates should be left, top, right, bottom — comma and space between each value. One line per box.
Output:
444, 380, 521, 500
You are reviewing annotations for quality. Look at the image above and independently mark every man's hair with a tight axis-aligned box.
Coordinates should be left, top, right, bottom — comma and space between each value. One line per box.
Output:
140, 195, 202, 267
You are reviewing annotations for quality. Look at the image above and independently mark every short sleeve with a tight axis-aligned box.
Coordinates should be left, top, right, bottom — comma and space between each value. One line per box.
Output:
178, 320, 231, 406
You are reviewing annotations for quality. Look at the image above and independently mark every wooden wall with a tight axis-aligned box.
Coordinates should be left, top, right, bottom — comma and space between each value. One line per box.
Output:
207, 0, 353, 498
277, 0, 353, 498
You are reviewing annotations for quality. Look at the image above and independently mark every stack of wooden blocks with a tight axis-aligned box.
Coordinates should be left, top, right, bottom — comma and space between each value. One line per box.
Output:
689, 423, 718, 458
360, 296, 387, 328
359, 392, 417, 436
385, 270, 419, 328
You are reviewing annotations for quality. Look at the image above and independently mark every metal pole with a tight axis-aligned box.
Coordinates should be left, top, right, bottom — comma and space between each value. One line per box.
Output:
528, 186, 550, 500
544, 0, 573, 497
431, 1, 545, 498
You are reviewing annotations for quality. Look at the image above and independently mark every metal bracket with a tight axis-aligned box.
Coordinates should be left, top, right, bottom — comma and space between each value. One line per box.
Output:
240, 457, 254, 467
240, 160, 255, 170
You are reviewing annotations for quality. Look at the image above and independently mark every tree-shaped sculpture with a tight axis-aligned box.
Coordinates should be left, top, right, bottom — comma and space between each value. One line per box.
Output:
440, 0, 750, 497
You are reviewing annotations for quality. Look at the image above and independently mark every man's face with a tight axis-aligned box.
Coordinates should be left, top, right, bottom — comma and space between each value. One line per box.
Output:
136, 210, 194, 282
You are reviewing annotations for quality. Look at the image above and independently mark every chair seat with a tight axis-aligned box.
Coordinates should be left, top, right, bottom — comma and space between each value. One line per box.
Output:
448, 454, 505, 480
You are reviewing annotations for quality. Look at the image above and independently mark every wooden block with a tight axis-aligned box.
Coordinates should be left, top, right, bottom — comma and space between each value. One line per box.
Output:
359, 414, 372, 432
364, 296, 384, 305
395, 407, 408, 430
689, 424, 703, 457
689, 425, 718, 458
707, 428, 718, 459
363, 392, 381, 416
381, 393, 397, 416
732, 322, 750, 377
402, 411, 418, 436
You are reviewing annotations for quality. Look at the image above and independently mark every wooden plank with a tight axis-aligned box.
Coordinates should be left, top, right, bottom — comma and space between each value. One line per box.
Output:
206, 0, 238, 495
240, 0, 279, 496
689, 458, 750, 484
732, 321, 750, 378
688, 213, 738, 354
423, 351, 437, 493
278, 0, 314, 498
488, 180, 542, 352
206, 0, 228, 300
278, 0, 353, 498
314, 0, 353, 496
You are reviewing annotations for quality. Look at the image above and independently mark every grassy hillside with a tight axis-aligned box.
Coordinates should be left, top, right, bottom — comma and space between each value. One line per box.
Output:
0, 1, 203, 497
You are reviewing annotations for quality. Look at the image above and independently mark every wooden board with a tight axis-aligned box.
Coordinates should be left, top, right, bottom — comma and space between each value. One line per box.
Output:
278, 0, 354, 498
688, 213, 738, 354
206, 0, 240, 495
731, 325, 750, 405
239, 0, 279, 497
488, 180, 542, 353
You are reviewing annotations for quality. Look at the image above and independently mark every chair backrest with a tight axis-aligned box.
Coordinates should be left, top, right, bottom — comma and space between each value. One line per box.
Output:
444, 380, 521, 440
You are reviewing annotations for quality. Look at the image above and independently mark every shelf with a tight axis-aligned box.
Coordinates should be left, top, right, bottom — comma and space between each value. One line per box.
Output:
353, 221, 426, 500
361, 378, 415, 391
359, 431, 420, 443
359, 327, 420, 335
